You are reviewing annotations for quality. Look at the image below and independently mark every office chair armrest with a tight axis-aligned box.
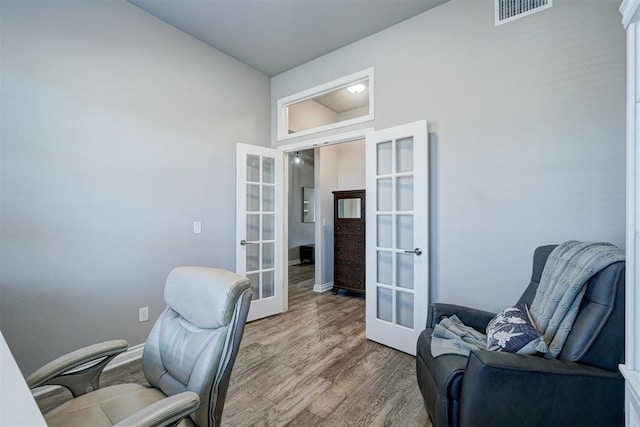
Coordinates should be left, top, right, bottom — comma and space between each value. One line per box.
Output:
459, 350, 624, 426
427, 303, 496, 331
27, 339, 128, 396
113, 391, 200, 427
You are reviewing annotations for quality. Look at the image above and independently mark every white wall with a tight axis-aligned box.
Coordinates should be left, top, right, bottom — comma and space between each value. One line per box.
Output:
315, 146, 339, 286
272, 0, 626, 312
0, 1, 270, 375
336, 139, 365, 190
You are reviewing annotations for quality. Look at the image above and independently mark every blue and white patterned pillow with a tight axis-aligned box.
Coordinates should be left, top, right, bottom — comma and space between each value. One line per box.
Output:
486, 304, 545, 355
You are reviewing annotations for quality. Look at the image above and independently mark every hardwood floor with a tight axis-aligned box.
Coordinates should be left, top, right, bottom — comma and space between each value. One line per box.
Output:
36, 264, 430, 426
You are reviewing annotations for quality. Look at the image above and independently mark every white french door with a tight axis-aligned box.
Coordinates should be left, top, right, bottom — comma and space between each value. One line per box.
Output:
236, 143, 284, 321
365, 121, 429, 355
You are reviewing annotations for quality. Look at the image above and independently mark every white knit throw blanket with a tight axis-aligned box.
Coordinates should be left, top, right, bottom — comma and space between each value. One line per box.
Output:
529, 241, 624, 358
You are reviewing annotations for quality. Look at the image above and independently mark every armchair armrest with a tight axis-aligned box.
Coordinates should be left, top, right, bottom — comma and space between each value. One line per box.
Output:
27, 339, 128, 396
459, 350, 624, 427
427, 303, 496, 331
113, 391, 200, 427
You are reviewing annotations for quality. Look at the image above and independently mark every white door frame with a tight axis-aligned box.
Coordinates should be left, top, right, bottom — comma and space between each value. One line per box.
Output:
277, 128, 374, 311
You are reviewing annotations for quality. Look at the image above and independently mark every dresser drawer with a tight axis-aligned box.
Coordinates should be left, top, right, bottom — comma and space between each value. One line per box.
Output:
335, 259, 364, 274
335, 247, 364, 263
335, 222, 364, 235
335, 270, 365, 290
335, 233, 365, 249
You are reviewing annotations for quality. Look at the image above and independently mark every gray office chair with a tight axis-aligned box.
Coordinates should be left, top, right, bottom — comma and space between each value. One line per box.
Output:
28, 266, 252, 427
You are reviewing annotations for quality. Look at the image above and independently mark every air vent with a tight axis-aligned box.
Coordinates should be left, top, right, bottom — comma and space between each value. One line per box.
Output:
495, 0, 552, 26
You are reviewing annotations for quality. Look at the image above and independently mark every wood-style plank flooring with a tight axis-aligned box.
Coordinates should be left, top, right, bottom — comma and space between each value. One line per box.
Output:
36, 264, 430, 426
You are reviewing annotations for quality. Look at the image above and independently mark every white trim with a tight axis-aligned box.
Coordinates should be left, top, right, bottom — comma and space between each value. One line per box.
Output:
623, 13, 640, 422
31, 343, 145, 398
313, 281, 334, 293
621, 0, 640, 28
283, 157, 290, 313
626, 23, 638, 372
277, 128, 374, 153
620, 364, 640, 426
277, 68, 374, 141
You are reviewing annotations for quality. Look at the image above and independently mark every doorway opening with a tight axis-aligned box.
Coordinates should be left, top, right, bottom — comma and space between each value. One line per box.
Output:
284, 134, 368, 309
287, 149, 316, 296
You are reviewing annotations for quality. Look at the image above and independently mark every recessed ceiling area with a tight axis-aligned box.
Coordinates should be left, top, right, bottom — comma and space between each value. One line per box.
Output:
127, 0, 449, 77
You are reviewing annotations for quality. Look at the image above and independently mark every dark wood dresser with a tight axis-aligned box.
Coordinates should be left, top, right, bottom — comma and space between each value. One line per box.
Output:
333, 189, 365, 294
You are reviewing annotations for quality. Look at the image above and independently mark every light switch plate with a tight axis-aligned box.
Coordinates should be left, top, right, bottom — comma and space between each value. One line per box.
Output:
138, 307, 149, 323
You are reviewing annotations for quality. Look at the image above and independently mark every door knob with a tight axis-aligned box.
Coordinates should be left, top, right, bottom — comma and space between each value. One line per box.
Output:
240, 239, 258, 246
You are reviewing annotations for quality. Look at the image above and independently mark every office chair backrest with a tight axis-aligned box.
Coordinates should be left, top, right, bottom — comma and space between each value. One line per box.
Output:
141, 266, 251, 426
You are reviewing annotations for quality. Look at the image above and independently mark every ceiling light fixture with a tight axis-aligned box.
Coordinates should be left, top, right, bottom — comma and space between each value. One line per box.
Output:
293, 151, 304, 165
347, 83, 366, 94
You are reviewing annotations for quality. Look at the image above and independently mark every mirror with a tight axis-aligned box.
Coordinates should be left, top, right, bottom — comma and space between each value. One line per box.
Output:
338, 198, 361, 219
277, 68, 374, 140
303, 187, 315, 223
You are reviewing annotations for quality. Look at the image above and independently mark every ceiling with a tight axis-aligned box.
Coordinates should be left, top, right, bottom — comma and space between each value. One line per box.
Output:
313, 81, 369, 114
128, 0, 449, 77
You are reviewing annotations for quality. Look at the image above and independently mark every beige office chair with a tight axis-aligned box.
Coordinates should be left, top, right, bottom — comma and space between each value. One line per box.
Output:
28, 267, 252, 427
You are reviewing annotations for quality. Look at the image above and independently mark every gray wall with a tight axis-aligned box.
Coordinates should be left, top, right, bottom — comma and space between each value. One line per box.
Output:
272, 0, 626, 312
288, 149, 315, 262
1, 1, 270, 374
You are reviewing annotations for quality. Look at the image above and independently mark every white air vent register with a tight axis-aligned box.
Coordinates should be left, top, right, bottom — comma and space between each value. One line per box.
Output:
495, 0, 552, 26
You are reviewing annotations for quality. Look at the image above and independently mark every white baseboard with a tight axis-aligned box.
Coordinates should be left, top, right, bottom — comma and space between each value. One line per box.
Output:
288, 259, 301, 266
32, 343, 145, 398
313, 281, 333, 293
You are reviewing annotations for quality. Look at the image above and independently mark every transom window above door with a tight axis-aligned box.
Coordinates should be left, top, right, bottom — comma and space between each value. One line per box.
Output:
277, 68, 374, 141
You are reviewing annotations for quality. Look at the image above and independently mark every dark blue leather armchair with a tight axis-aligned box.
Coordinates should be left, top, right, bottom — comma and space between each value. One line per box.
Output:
416, 245, 625, 427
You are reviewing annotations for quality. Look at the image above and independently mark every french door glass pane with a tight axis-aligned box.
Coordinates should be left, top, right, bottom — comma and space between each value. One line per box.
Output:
247, 154, 260, 182
397, 253, 414, 290
397, 176, 413, 211
377, 215, 392, 248
396, 215, 413, 249
247, 273, 259, 300
377, 178, 392, 211
377, 287, 393, 322
377, 251, 393, 285
263, 186, 275, 212
247, 214, 260, 241
247, 184, 260, 212
246, 244, 260, 272
262, 242, 274, 269
377, 141, 392, 175
263, 271, 274, 298
396, 137, 414, 173
396, 291, 414, 328
262, 157, 275, 184
262, 214, 274, 240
